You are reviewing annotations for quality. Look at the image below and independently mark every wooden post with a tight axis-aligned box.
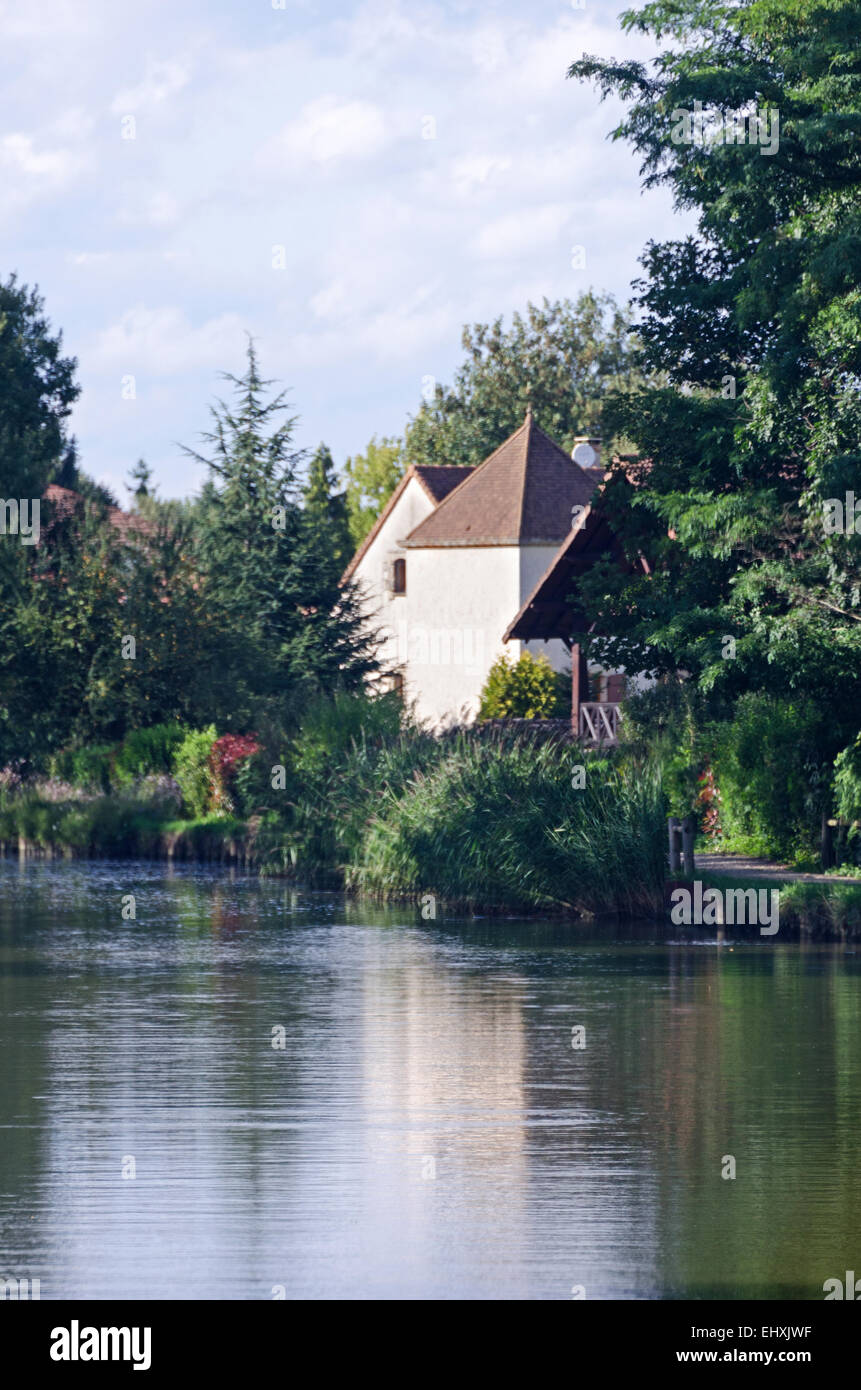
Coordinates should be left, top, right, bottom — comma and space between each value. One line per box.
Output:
668, 817, 681, 872
821, 812, 833, 870
681, 816, 696, 877
571, 643, 588, 736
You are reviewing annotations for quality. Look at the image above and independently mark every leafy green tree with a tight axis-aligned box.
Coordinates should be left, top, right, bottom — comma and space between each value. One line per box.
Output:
0, 495, 223, 762
0, 274, 79, 499
84, 518, 226, 737
568, 0, 861, 759
173, 725, 218, 818
186, 341, 379, 724
478, 651, 569, 719
343, 435, 406, 549
404, 293, 641, 470
302, 443, 352, 576
0, 497, 121, 764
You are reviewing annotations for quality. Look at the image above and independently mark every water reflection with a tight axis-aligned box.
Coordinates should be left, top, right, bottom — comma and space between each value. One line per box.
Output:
0, 861, 859, 1299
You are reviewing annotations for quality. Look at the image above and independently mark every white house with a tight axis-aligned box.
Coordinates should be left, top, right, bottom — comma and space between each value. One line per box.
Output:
342, 411, 600, 727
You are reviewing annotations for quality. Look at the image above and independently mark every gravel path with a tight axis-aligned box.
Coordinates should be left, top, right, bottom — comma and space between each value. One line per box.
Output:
695, 853, 859, 885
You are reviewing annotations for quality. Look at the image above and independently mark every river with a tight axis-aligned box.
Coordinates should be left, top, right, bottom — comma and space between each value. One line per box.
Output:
1, 860, 858, 1300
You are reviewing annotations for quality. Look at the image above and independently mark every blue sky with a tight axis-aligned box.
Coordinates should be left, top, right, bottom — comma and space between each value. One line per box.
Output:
0, 0, 689, 500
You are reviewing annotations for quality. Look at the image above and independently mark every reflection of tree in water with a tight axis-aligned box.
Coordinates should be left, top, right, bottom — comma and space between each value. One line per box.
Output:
559, 943, 861, 1298
0, 868, 52, 1279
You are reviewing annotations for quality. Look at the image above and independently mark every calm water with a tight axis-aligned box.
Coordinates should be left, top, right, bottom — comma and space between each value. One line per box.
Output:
1, 859, 859, 1301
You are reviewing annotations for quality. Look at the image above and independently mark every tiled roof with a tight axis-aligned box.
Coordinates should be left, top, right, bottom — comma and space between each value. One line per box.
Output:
340, 464, 472, 582
403, 412, 596, 548
414, 464, 473, 503
503, 502, 649, 643
43, 484, 156, 539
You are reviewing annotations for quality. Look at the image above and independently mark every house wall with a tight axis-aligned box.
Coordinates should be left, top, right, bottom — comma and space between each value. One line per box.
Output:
356, 515, 576, 728
352, 475, 437, 673
518, 544, 573, 675
394, 546, 523, 725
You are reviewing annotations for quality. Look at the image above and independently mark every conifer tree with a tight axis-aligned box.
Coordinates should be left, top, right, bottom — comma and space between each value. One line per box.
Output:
302, 443, 352, 577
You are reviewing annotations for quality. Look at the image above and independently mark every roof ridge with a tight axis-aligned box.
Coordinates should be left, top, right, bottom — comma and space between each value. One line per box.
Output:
515, 409, 534, 541
533, 418, 592, 478
401, 416, 533, 543
339, 465, 418, 582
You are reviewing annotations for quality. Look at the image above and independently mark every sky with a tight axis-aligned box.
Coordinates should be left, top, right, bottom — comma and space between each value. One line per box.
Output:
0, 0, 690, 501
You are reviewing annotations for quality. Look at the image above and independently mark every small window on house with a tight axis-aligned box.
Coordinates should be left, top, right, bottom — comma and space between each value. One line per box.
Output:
392, 557, 406, 594
392, 672, 405, 701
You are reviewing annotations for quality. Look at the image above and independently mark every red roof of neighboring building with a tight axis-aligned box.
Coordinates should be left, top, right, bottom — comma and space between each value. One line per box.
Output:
43, 484, 156, 540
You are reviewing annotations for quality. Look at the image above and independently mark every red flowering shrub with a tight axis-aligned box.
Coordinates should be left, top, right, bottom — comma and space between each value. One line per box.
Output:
210, 734, 262, 811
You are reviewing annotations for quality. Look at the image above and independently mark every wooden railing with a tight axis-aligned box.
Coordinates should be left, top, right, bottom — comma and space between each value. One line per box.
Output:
579, 702, 621, 745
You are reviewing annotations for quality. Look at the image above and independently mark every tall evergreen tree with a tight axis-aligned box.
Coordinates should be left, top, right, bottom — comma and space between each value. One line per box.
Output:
302, 443, 352, 577
185, 342, 378, 724
128, 459, 152, 500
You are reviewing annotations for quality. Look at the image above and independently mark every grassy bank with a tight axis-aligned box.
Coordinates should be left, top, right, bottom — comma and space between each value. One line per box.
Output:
690, 871, 861, 939
0, 705, 667, 918
0, 787, 253, 864
8, 694, 861, 936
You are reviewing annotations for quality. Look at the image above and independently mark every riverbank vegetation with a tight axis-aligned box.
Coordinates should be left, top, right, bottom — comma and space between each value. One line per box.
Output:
566, 0, 861, 874
3, 0, 861, 916
0, 695, 666, 917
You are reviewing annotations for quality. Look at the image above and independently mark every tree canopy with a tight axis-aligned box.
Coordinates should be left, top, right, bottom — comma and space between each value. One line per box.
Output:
404, 291, 641, 470
568, 0, 861, 756
0, 273, 79, 501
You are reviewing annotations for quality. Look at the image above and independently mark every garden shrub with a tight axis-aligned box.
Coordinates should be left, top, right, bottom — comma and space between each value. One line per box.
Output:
48, 744, 116, 794
478, 651, 569, 719
112, 723, 186, 787
709, 693, 830, 861
210, 733, 262, 811
620, 681, 714, 820
292, 690, 403, 778
172, 726, 218, 818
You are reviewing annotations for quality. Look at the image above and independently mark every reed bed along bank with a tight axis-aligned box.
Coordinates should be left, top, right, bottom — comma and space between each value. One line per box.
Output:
0, 718, 667, 919
345, 739, 666, 917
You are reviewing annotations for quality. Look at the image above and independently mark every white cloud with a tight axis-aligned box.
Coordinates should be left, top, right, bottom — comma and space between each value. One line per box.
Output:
471, 27, 509, 75
0, 131, 90, 209
110, 59, 190, 115
68, 251, 112, 267
449, 154, 512, 196
0, 0, 693, 496
50, 107, 95, 141
91, 306, 246, 374
472, 203, 572, 261
264, 95, 390, 167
